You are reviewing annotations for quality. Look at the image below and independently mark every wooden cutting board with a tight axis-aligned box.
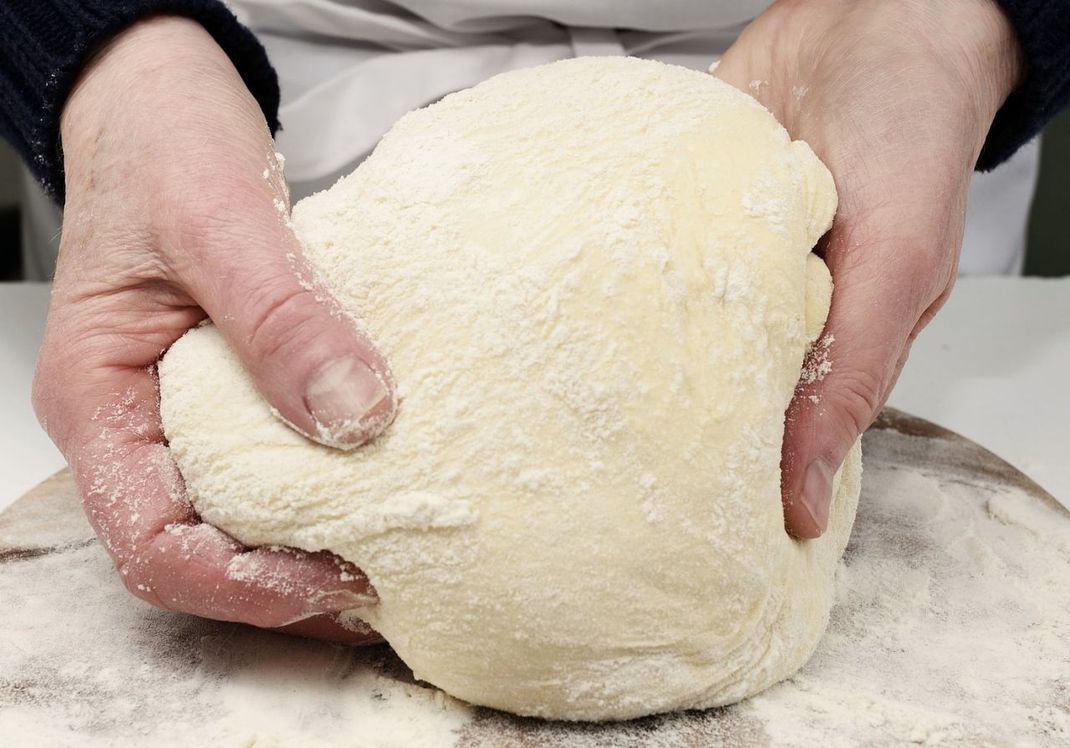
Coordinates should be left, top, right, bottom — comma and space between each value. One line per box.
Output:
2, 409, 1068, 747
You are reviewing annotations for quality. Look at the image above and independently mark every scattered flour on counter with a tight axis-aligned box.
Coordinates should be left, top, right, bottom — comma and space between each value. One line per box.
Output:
1, 423, 1067, 745
744, 452, 1070, 747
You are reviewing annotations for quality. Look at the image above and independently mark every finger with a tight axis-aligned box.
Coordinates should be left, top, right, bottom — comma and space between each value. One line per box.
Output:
781, 227, 943, 539
174, 192, 396, 450
275, 614, 384, 645
134, 508, 378, 628
84, 409, 379, 627
34, 323, 378, 625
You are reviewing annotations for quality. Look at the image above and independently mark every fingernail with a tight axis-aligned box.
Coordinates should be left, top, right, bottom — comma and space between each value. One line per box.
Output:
800, 459, 835, 534
304, 356, 393, 448
310, 588, 379, 613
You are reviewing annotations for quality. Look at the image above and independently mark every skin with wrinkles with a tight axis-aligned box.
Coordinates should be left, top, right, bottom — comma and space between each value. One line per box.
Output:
33, 17, 392, 641
713, 0, 1021, 537
33, 2, 1020, 638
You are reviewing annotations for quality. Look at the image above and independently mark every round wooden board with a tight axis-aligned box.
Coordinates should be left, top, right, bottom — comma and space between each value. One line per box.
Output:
2, 409, 1068, 746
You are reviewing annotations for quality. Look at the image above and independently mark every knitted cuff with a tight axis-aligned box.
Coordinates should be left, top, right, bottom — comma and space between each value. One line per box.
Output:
0, 0, 279, 201
979, 0, 1070, 171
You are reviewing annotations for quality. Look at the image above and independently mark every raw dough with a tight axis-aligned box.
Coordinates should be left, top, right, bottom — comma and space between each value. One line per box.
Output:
159, 57, 861, 721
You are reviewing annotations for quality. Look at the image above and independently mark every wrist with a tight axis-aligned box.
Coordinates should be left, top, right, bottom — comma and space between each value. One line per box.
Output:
932, 0, 1023, 125
59, 15, 267, 202
61, 16, 234, 143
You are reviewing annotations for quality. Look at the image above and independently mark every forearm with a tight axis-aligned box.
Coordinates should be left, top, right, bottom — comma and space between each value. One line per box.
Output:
0, 0, 279, 201
980, 0, 1070, 169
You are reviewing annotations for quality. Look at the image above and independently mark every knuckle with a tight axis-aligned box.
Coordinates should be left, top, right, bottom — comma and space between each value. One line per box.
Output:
30, 359, 54, 428
175, 199, 241, 257
115, 558, 166, 610
828, 366, 885, 440
244, 607, 293, 630
30, 342, 73, 448
168, 177, 269, 259
905, 251, 954, 306
243, 282, 321, 362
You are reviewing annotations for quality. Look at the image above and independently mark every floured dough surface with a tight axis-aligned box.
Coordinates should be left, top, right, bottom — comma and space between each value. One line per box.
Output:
159, 57, 861, 721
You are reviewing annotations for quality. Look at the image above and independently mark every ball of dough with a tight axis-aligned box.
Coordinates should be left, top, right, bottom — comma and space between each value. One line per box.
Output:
159, 57, 861, 721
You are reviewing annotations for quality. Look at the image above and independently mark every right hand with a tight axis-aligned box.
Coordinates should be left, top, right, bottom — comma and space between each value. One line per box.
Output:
715, 0, 1020, 538
32, 16, 394, 642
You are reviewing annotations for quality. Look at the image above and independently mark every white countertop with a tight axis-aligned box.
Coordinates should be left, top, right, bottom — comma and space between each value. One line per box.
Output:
2, 278, 1068, 512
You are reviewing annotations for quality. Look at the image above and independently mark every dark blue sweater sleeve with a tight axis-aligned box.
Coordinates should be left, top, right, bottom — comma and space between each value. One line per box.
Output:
979, 0, 1070, 170
0, 0, 279, 201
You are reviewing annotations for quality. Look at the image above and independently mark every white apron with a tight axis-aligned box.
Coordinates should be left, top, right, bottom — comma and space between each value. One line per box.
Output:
21, 0, 1037, 277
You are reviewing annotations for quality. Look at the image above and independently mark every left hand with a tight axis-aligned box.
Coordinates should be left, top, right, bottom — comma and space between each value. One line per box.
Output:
714, 0, 1022, 537
33, 17, 392, 642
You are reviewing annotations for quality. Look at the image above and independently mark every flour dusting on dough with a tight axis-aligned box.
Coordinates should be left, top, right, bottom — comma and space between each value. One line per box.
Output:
159, 58, 858, 721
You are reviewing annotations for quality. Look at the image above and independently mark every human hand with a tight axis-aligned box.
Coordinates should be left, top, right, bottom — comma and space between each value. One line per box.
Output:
715, 0, 1021, 537
32, 16, 395, 641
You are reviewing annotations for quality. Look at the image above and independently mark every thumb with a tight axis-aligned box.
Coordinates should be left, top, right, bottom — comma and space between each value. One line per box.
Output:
782, 231, 941, 538
177, 201, 396, 450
